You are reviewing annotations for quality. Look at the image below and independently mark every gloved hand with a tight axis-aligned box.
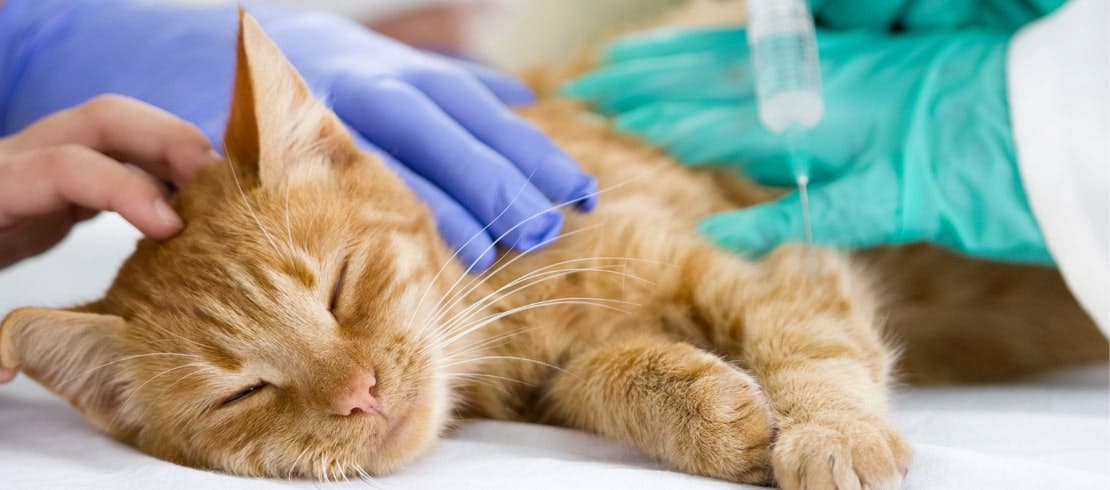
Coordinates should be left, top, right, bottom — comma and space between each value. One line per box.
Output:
564, 28, 1053, 264
0, 0, 598, 272
809, 0, 1065, 31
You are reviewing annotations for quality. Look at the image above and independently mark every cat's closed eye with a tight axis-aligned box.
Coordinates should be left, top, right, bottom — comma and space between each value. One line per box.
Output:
329, 256, 350, 315
220, 382, 269, 408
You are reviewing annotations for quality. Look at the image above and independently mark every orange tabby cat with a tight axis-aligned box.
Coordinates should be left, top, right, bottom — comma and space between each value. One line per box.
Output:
1, 10, 1103, 490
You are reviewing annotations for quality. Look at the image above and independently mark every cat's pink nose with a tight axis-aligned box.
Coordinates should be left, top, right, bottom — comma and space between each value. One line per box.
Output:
331, 374, 384, 417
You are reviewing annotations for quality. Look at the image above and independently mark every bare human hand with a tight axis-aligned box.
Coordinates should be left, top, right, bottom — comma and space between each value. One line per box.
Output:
0, 95, 216, 270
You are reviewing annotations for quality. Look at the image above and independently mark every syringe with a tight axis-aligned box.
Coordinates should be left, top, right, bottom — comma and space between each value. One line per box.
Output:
746, 0, 824, 263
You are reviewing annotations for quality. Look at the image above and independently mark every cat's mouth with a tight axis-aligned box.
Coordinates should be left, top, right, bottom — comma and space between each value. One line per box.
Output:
382, 407, 415, 445
378, 386, 425, 446
353, 376, 445, 476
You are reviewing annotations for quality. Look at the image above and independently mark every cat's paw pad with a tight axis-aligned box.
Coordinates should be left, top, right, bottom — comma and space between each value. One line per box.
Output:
772, 417, 911, 490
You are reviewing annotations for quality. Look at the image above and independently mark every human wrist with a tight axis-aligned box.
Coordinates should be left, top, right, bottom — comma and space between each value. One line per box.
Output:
894, 31, 1051, 262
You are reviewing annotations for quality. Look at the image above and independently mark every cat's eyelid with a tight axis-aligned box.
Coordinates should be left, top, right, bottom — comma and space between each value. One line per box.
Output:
218, 381, 270, 409
329, 254, 351, 314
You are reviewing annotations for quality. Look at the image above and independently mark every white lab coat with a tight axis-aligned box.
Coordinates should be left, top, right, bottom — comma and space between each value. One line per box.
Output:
1009, 0, 1109, 333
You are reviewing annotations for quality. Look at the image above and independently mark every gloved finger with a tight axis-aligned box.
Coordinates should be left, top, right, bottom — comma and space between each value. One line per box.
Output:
698, 170, 897, 255
602, 28, 749, 64
563, 54, 755, 114
357, 133, 497, 271
333, 75, 564, 253
900, 0, 976, 29
0, 146, 183, 239
408, 68, 599, 211
615, 103, 816, 186
619, 100, 864, 186
439, 56, 537, 106
4, 95, 217, 186
814, 0, 908, 29
972, 0, 1058, 30
617, 103, 771, 164
347, 131, 498, 272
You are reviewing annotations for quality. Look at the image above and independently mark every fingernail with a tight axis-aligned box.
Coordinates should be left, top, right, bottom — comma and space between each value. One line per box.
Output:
513, 210, 563, 251
0, 367, 17, 384
537, 153, 599, 212
181, 145, 220, 167
569, 175, 598, 212
153, 199, 183, 231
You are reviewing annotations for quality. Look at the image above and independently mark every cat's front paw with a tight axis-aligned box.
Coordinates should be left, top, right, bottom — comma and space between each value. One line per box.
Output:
675, 368, 775, 485
772, 416, 911, 490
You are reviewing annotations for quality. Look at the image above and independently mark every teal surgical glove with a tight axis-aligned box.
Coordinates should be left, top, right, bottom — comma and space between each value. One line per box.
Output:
564, 28, 1052, 264
810, 0, 1066, 30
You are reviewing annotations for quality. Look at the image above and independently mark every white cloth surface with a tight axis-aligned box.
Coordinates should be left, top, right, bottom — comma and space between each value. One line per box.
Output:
1009, 0, 1110, 332
1, 215, 1108, 489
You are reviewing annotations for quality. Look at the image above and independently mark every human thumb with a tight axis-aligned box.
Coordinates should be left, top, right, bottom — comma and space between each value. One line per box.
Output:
698, 171, 897, 256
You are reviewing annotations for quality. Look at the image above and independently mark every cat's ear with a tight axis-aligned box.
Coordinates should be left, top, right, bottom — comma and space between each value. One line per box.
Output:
0, 308, 131, 433
224, 9, 358, 188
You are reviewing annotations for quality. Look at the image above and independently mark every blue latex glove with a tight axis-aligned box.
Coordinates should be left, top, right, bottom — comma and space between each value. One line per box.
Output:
0, 0, 598, 272
809, 0, 1066, 30
565, 28, 1052, 264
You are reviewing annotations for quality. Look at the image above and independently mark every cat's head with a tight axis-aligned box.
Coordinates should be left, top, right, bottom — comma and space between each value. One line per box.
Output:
0, 11, 470, 478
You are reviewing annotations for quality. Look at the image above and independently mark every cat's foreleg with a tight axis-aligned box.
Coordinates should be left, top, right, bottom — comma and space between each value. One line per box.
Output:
538, 336, 774, 485
685, 245, 912, 490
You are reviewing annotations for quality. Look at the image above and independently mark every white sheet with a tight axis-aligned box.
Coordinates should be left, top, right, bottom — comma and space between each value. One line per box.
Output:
2, 215, 1108, 489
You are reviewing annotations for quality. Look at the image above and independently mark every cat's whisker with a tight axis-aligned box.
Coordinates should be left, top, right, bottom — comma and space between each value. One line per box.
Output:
436, 355, 568, 374
117, 363, 204, 413
355, 467, 384, 490
418, 262, 610, 347
57, 352, 201, 391
434, 264, 652, 340
162, 367, 212, 393
418, 225, 617, 338
439, 254, 664, 337
418, 371, 532, 387
413, 225, 608, 348
225, 156, 284, 259
418, 165, 664, 335
420, 221, 595, 330
432, 262, 650, 339
429, 298, 637, 355
424, 273, 628, 357
287, 447, 311, 479
283, 182, 297, 257
433, 320, 558, 365
455, 162, 665, 281
140, 321, 214, 352
403, 163, 546, 334
426, 224, 674, 340
318, 455, 330, 483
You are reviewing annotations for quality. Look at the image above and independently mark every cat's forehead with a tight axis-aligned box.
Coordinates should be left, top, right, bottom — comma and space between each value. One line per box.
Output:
128, 227, 425, 339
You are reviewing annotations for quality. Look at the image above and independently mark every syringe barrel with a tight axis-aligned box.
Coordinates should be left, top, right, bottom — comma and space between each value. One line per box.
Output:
747, 0, 824, 133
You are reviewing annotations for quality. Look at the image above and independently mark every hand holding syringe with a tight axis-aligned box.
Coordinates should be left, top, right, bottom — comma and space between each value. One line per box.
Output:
747, 0, 824, 258
566, 7, 1056, 266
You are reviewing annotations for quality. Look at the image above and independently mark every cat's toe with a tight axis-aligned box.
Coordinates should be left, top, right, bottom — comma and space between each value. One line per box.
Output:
772, 416, 911, 490
680, 370, 776, 484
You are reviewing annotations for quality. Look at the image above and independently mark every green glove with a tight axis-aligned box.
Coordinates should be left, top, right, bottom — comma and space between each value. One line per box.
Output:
563, 28, 1052, 264
810, 0, 1065, 30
